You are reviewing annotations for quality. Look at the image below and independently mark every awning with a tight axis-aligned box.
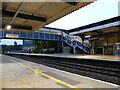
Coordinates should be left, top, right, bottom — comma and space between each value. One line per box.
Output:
2, 1, 95, 32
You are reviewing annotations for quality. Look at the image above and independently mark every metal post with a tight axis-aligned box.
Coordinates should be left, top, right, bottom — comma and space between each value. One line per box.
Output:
73, 47, 76, 55
82, 40, 84, 55
106, 35, 108, 55
57, 42, 59, 53
62, 41, 64, 53
92, 41, 95, 55
90, 41, 93, 55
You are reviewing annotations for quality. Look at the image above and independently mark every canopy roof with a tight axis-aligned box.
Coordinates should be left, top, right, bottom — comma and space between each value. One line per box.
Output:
69, 16, 120, 40
2, 1, 94, 32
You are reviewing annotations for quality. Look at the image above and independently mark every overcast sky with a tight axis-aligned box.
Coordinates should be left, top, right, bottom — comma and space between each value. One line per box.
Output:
47, 0, 119, 30
1, 0, 119, 45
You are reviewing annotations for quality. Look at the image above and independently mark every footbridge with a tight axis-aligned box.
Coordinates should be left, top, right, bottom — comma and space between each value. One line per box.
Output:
0, 27, 89, 54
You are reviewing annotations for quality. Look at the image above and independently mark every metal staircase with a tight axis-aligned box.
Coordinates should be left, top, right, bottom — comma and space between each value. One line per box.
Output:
62, 32, 89, 53
38, 27, 90, 53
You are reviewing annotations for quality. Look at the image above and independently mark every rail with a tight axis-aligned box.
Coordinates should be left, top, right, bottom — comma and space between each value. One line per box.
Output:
7, 53, 120, 85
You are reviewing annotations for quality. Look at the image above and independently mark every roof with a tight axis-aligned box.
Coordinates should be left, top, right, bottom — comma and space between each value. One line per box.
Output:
68, 16, 120, 41
44, 27, 69, 33
69, 16, 120, 33
2, 1, 95, 32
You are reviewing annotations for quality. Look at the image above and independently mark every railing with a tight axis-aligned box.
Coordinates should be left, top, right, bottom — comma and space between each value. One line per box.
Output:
63, 36, 89, 53
39, 28, 89, 47
61, 31, 89, 47
76, 41, 89, 53
1, 28, 90, 53
38, 28, 90, 53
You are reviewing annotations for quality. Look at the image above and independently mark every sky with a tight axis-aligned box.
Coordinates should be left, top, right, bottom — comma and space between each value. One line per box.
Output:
0, 39, 23, 45
47, 0, 119, 30
0, 0, 119, 45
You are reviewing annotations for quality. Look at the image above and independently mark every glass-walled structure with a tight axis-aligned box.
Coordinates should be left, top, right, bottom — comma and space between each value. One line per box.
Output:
0, 30, 62, 41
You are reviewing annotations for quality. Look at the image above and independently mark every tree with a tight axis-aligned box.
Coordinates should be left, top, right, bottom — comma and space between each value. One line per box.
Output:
14, 41, 17, 46
14, 41, 17, 50
32, 40, 58, 53
32, 40, 47, 53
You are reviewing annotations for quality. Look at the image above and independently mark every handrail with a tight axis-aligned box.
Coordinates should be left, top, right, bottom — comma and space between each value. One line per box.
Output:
39, 28, 89, 53
63, 36, 89, 53
62, 32, 89, 47
39, 28, 89, 46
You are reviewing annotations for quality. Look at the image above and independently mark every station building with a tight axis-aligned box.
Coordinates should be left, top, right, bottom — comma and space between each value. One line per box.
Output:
1, 1, 120, 89
1, 2, 120, 55
69, 16, 120, 55
21, 16, 120, 55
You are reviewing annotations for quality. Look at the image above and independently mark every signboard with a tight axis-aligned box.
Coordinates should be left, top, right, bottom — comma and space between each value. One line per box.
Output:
115, 43, 120, 46
6, 34, 18, 38
115, 43, 120, 55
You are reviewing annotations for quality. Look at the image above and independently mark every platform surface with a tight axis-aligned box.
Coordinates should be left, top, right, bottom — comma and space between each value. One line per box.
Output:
18, 53, 119, 61
0, 54, 119, 89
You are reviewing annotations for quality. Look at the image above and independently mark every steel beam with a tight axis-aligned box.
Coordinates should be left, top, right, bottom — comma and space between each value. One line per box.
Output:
61, 0, 77, 5
65, 2, 77, 5
91, 30, 120, 37
2, 10, 46, 22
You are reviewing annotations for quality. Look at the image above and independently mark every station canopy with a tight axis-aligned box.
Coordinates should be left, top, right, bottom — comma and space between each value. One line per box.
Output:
69, 16, 120, 40
2, 1, 95, 32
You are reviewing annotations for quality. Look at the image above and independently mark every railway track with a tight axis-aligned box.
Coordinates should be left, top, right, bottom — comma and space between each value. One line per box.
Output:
7, 54, 120, 85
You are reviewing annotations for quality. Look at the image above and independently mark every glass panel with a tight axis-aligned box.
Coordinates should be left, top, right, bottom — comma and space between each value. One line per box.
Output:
13, 31, 19, 34
34, 32, 39, 39
27, 33, 33, 38
55, 35, 58, 40
45, 33, 49, 39
49, 34, 54, 40
39, 33, 44, 39
59, 35, 62, 40
0, 31, 2, 37
5, 31, 11, 34
20, 32, 26, 38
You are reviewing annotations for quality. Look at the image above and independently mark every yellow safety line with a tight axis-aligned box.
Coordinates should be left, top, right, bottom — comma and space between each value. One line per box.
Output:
0, 56, 4, 57
10, 59, 82, 90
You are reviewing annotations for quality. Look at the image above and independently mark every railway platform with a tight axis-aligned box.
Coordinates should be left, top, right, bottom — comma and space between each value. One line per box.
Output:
16, 53, 119, 61
1, 54, 119, 89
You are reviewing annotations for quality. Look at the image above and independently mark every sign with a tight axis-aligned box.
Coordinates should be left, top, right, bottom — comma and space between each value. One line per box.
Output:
115, 43, 120, 46
6, 34, 18, 38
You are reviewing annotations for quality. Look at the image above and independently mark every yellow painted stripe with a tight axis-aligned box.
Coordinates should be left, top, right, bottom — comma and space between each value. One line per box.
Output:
0, 55, 8, 57
10, 59, 82, 90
